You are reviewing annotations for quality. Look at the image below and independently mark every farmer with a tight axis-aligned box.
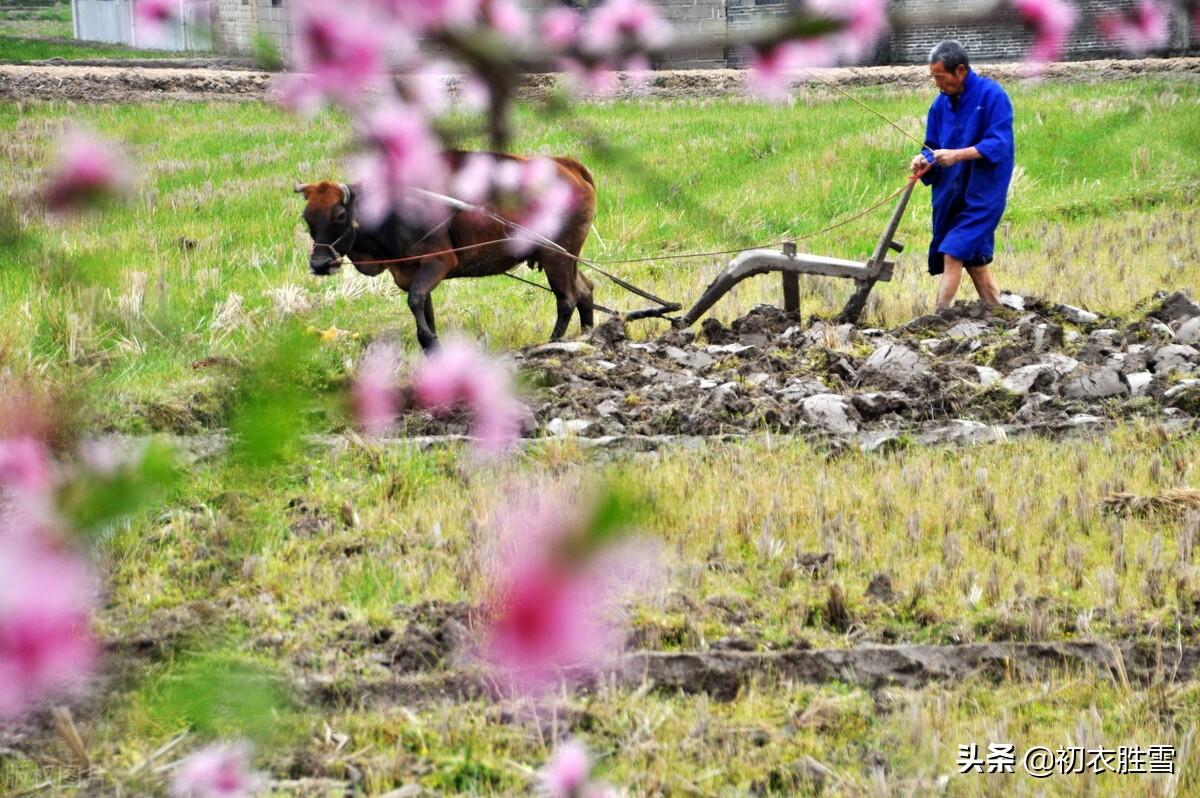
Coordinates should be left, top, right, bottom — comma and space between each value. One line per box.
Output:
909, 40, 1015, 311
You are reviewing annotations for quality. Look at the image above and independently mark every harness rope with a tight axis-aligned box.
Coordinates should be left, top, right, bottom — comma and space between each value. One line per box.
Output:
312, 90, 933, 315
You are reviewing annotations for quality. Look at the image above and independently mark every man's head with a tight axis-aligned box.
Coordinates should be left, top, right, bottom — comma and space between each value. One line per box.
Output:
928, 40, 970, 96
295, 181, 355, 275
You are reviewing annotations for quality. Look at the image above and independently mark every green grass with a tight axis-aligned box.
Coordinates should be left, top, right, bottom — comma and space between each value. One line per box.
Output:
0, 0, 70, 40
3, 81, 1200, 795
0, 33, 194, 61
0, 0, 198, 60
1, 80, 1198, 432
7, 425, 1200, 796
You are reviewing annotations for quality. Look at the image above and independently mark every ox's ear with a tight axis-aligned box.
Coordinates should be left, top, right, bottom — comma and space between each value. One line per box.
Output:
293, 182, 309, 196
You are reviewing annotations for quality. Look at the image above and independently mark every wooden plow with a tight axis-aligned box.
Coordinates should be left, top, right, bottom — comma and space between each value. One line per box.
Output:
671, 179, 918, 328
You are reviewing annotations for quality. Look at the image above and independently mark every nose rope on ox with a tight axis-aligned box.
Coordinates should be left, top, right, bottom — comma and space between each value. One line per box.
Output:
311, 224, 356, 264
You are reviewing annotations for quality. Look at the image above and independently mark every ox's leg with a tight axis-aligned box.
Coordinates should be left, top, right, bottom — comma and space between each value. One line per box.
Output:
543, 258, 578, 340
407, 261, 449, 351
575, 271, 595, 331
423, 293, 437, 338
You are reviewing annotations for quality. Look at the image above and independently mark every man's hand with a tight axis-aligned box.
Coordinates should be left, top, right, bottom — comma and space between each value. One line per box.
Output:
931, 148, 961, 167
910, 154, 929, 174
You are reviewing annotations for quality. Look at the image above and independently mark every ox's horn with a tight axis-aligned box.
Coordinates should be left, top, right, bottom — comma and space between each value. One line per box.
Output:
338, 183, 352, 205
293, 182, 308, 194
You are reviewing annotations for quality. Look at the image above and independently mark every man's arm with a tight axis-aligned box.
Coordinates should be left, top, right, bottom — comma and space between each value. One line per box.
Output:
931, 146, 982, 167
935, 90, 1014, 167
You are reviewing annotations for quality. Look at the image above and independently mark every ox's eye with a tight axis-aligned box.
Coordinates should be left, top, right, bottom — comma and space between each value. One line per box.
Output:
333, 207, 348, 224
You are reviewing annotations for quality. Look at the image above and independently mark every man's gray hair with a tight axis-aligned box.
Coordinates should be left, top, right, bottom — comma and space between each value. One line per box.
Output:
929, 40, 970, 72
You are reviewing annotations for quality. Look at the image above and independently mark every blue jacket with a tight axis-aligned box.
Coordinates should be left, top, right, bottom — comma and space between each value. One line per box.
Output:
920, 70, 1015, 275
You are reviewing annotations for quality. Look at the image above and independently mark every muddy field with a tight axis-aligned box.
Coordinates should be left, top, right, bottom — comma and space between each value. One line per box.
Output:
392, 289, 1200, 450
1, 56, 1198, 104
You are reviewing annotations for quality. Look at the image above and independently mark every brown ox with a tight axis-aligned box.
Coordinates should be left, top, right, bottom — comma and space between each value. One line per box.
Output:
295, 151, 596, 350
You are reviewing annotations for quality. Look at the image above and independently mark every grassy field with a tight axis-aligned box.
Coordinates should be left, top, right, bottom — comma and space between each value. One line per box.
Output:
2, 81, 1198, 432
0, 1, 198, 61
2, 77, 1200, 796
0, 1, 71, 40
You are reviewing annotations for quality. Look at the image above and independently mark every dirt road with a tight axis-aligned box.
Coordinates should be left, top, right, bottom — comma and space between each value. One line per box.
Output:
1, 56, 1198, 104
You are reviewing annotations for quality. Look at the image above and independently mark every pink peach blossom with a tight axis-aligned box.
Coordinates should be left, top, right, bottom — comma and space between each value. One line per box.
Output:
540, 7, 582, 50
487, 0, 530, 40
170, 741, 267, 798
448, 156, 578, 257
1099, 0, 1170, 56
808, 0, 889, 62
42, 128, 128, 214
561, 58, 621, 97
0, 436, 52, 496
477, 484, 662, 697
351, 342, 402, 436
580, 0, 672, 55
350, 100, 448, 225
276, 0, 394, 115
411, 337, 526, 455
0, 533, 98, 719
135, 0, 178, 39
746, 39, 835, 102
1014, 0, 1079, 64
502, 158, 577, 256
484, 557, 618, 695
538, 739, 593, 797
379, 0, 481, 33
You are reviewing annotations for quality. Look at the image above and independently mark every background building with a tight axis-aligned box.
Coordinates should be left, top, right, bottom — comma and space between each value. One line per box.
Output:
71, 0, 1199, 66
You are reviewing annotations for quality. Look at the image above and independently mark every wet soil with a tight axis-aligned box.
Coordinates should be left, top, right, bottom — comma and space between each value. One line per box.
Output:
397, 289, 1200, 450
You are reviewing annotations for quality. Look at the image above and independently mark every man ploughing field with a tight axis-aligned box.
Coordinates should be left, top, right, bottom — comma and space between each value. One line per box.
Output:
910, 40, 1016, 312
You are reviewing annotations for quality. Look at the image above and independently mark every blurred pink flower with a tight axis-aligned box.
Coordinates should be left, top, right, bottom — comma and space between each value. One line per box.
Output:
77, 437, 125, 477
135, 0, 178, 38
42, 128, 128, 214
0, 534, 97, 720
538, 739, 592, 797
486, 0, 530, 39
621, 54, 654, 93
746, 39, 835, 102
381, 0, 480, 33
540, 7, 582, 50
451, 152, 497, 204
503, 158, 577, 256
1099, 0, 1169, 56
580, 0, 672, 55
351, 342, 401, 436
276, 0, 393, 115
808, 0, 889, 62
411, 338, 526, 455
478, 484, 662, 697
350, 101, 448, 225
0, 436, 52, 496
561, 58, 620, 97
1014, 0, 1078, 64
461, 73, 493, 112
402, 59, 455, 114
448, 157, 577, 257
170, 741, 267, 798
485, 558, 616, 695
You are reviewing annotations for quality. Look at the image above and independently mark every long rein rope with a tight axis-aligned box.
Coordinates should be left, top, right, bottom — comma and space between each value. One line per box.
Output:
328, 86, 932, 313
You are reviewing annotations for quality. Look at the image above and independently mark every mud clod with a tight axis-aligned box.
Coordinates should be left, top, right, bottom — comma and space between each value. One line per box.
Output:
483, 293, 1199, 448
